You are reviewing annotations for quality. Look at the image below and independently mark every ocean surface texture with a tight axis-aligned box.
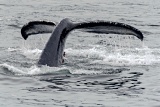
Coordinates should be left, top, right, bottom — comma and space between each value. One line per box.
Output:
1, 0, 160, 107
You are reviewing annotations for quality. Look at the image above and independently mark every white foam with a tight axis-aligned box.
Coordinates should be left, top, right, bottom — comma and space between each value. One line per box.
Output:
65, 47, 106, 59
65, 46, 160, 66
22, 48, 42, 59
101, 52, 157, 66
7, 47, 19, 52
7, 47, 42, 59
26, 65, 41, 75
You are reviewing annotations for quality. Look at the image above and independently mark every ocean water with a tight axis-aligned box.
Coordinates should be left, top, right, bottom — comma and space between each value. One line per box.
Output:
1, 0, 160, 107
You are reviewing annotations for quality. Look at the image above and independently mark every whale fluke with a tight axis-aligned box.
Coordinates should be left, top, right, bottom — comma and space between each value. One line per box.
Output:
21, 18, 144, 67
21, 21, 56, 40
73, 21, 143, 41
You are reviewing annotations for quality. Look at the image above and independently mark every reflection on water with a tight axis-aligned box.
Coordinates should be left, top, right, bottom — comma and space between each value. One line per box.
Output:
25, 68, 144, 98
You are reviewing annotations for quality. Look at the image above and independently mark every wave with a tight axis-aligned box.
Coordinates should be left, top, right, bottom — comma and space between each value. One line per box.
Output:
0, 63, 71, 76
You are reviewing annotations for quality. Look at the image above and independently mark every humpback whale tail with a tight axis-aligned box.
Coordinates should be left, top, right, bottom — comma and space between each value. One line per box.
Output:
21, 18, 143, 67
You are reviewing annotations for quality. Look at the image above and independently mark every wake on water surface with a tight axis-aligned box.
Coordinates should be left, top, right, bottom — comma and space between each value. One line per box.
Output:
1, 34, 160, 76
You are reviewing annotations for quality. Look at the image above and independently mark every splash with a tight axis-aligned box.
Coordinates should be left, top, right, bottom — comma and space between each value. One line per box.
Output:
7, 47, 42, 59
5, 36, 160, 76
65, 46, 160, 66
22, 48, 42, 59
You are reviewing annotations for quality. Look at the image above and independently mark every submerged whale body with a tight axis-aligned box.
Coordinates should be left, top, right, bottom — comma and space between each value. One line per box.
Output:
21, 18, 143, 67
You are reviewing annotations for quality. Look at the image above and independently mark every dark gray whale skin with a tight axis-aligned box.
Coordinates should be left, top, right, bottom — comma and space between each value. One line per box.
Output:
38, 19, 74, 67
21, 18, 143, 67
